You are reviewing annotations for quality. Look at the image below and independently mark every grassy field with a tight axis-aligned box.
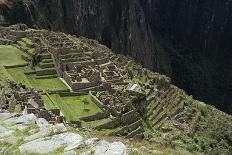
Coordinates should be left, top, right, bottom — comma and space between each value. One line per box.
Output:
27, 75, 68, 91
48, 94, 102, 122
0, 45, 26, 83
0, 44, 106, 129
6, 67, 68, 91
6, 67, 33, 87
42, 95, 58, 110
0, 66, 13, 83
0, 45, 26, 65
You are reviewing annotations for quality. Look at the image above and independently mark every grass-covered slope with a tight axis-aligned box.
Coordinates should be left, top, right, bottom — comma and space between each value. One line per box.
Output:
0, 26, 231, 154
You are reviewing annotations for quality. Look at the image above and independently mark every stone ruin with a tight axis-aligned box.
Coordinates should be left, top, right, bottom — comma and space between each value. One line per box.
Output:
0, 81, 63, 124
0, 25, 202, 140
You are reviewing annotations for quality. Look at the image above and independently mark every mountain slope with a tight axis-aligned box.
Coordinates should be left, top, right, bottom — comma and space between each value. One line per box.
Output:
0, 24, 231, 154
1, 0, 232, 113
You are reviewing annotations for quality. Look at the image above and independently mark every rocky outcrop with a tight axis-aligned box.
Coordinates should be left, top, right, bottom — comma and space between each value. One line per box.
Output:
0, 112, 128, 155
1, 0, 232, 113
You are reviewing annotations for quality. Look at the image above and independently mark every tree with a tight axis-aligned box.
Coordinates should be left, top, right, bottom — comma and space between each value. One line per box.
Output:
82, 99, 90, 111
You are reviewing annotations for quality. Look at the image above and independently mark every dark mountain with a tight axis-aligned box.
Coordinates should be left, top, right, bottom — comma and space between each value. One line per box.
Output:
1, 0, 232, 114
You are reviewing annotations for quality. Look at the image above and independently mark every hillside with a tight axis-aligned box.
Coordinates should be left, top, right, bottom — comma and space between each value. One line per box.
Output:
0, 24, 231, 154
1, 0, 231, 114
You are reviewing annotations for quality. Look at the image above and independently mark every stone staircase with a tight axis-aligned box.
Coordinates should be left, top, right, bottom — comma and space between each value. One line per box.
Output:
91, 110, 145, 139
146, 86, 186, 129
59, 52, 92, 64
15, 38, 35, 62
35, 49, 58, 79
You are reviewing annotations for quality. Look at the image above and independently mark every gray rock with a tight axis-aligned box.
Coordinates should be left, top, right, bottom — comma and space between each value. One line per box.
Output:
94, 141, 127, 155
84, 138, 99, 147
24, 127, 53, 142
80, 151, 92, 155
63, 150, 77, 155
16, 114, 37, 125
28, 128, 40, 135
0, 125, 14, 138
0, 136, 19, 144
0, 147, 7, 154
105, 142, 127, 155
36, 118, 51, 129
14, 124, 28, 131
94, 140, 110, 155
53, 123, 67, 133
0, 113, 18, 121
20, 132, 82, 154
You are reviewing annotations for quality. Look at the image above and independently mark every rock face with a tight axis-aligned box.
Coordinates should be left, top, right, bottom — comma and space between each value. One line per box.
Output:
1, 0, 232, 114
0, 112, 128, 154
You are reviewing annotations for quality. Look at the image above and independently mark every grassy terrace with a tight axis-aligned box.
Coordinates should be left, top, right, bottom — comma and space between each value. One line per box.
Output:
48, 94, 103, 122
0, 45, 26, 65
5, 66, 67, 91
0, 44, 109, 127
0, 45, 26, 83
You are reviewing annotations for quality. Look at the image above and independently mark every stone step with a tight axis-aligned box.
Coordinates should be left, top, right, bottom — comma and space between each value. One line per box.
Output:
127, 119, 143, 133
25, 48, 35, 57
17, 40, 28, 48
21, 38, 34, 48
147, 101, 160, 116
148, 104, 164, 122
60, 53, 83, 59
61, 57, 91, 63
152, 112, 167, 127
110, 119, 142, 137
41, 53, 51, 59
21, 53, 31, 61
153, 117, 168, 129
160, 88, 175, 100
36, 68, 57, 76
125, 126, 144, 139
41, 58, 53, 63
169, 100, 185, 118
39, 62, 54, 69
35, 74, 58, 79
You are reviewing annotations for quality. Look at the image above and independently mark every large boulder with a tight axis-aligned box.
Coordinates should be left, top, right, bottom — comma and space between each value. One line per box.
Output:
105, 142, 127, 155
94, 141, 127, 155
20, 132, 82, 154
16, 114, 37, 125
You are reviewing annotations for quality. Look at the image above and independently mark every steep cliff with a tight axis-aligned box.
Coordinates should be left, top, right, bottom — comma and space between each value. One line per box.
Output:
1, 0, 232, 114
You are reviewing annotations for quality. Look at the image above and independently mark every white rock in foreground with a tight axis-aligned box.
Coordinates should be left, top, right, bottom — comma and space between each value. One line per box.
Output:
105, 142, 127, 155
19, 132, 82, 154
0, 125, 14, 138
94, 141, 127, 155
16, 114, 37, 125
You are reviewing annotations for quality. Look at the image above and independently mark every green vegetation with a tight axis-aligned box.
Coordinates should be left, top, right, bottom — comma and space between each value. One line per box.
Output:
48, 94, 102, 122
0, 66, 13, 83
21, 38, 33, 46
0, 45, 26, 65
6, 67, 33, 87
42, 95, 58, 110
27, 75, 68, 91
6, 67, 68, 91
83, 118, 112, 129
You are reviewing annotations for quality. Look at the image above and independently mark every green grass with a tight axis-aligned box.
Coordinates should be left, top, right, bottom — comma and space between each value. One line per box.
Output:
6, 67, 68, 91
83, 118, 112, 128
21, 38, 33, 46
0, 45, 26, 65
48, 94, 102, 122
0, 66, 13, 83
27, 75, 68, 91
42, 95, 58, 110
6, 67, 32, 87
